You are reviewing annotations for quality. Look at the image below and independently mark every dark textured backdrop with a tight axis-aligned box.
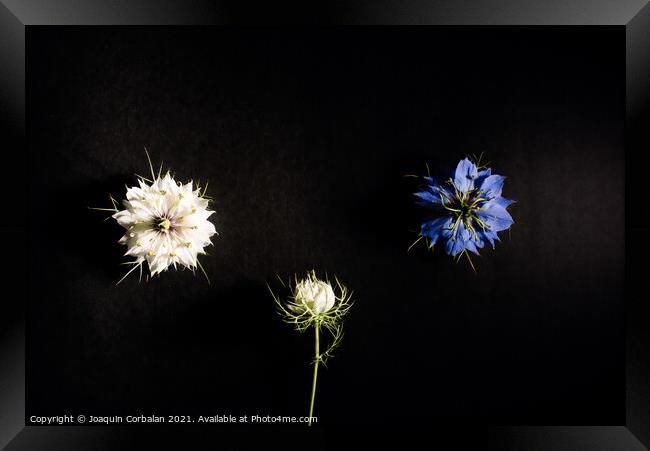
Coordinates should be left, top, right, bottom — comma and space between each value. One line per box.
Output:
27, 27, 624, 424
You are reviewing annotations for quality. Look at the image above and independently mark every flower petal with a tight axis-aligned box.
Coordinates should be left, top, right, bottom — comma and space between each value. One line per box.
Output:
442, 221, 467, 256
478, 229, 499, 248
453, 158, 478, 194
474, 168, 491, 187
420, 216, 453, 247
479, 174, 505, 199
478, 199, 514, 232
492, 196, 515, 209
414, 190, 440, 207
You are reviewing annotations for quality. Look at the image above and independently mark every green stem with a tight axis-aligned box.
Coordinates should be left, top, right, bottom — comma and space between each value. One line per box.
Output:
308, 322, 320, 426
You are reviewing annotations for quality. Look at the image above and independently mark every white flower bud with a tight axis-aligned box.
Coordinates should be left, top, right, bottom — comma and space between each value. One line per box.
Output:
292, 277, 336, 315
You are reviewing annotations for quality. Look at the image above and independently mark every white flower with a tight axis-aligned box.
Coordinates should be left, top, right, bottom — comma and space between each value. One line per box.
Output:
112, 172, 216, 278
291, 277, 336, 315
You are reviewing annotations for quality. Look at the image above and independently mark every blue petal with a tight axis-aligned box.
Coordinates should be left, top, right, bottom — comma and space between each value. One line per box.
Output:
474, 168, 491, 187
478, 199, 514, 232
460, 226, 471, 242
430, 184, 455, 203
424, 176, 452, 193
479, 229, 499, 248
464, 238, 478, 254
471, 224, 485, 248
492, 196, 515, 209
414, 190, 439, 207
420, 217, 453, 246
415, 178, 455, 208
442, 220, 482, 256
445, 236, 465, 256
479, 175, 505, 199
453, 158, 478, 194
462, 223, 484, 254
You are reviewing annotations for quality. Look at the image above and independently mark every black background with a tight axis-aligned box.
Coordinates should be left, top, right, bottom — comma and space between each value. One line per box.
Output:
28, 27, 624, 424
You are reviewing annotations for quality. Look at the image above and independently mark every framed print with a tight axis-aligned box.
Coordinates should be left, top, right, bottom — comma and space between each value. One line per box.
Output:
1, 1, 648, 449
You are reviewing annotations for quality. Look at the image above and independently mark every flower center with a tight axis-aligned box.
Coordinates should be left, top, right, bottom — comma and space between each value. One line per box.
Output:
157, 218, 171, 231
460, 203, 473, 218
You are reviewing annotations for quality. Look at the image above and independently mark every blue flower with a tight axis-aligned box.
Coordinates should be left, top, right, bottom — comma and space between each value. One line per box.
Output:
414, 158, 514, 257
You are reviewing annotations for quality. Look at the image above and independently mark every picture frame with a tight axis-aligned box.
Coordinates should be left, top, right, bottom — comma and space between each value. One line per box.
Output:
1, 1, 648, 448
